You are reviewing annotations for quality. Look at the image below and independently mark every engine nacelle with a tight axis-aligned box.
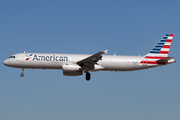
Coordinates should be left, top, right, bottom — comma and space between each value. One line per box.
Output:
62, 63, 83, 76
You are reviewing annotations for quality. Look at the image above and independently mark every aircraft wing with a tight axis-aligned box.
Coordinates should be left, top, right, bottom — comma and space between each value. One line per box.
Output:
77, 49, 108, 66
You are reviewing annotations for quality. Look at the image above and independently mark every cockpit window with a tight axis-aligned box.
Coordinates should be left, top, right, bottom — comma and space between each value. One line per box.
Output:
9, 56, 15, 58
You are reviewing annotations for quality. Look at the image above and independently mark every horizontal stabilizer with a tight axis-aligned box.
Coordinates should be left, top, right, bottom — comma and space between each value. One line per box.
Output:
156, 56, 173, 62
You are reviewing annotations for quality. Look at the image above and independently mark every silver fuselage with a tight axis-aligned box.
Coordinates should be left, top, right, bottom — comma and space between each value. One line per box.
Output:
3, 53, 175, 72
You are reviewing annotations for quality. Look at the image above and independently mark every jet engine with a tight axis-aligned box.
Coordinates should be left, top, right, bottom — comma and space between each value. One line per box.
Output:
62, 63, 83, 76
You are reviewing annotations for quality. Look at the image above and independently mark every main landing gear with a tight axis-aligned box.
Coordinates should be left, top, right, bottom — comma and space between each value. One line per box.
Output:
20, 69, 24, 77
86, 72, 91, 81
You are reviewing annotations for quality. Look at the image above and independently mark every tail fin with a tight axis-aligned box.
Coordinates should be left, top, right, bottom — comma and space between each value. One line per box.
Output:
146, 34, 173, 58
141, 34, 173, 64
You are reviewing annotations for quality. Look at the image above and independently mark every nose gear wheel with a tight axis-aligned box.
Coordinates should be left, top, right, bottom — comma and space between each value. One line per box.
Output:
20, 69, 24, 77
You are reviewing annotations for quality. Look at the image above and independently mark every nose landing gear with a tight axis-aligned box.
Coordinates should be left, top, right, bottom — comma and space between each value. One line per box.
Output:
20, 69, 24, 77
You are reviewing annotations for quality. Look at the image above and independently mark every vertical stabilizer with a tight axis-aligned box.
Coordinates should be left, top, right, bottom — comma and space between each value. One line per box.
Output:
140, 34, 173, 64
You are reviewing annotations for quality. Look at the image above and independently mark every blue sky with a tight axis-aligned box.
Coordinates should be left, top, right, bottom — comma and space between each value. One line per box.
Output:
0, 0, 180, 120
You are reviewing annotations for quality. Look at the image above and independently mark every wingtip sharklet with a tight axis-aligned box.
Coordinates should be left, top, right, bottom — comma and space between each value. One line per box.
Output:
104, 49, 108, 54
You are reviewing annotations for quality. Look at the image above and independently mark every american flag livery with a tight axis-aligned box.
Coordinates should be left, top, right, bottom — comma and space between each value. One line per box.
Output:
140, 34, 173, 65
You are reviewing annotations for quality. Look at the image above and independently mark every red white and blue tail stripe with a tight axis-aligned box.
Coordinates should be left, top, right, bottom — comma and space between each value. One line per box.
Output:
140, 34, 173, 65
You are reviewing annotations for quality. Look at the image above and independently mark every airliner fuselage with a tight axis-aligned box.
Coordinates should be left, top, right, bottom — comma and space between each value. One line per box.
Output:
3, 34, 176, 81
3, 53, 147, 70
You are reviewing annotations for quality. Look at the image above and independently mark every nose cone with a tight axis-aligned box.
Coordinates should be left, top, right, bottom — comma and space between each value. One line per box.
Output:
3, 59, 9, 66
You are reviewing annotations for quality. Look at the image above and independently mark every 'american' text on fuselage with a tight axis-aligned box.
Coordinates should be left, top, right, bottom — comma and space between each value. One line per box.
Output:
33, 55, 68, 61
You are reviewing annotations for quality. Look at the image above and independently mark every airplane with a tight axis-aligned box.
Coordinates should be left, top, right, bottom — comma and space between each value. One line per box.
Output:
3, 34, 176, 81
